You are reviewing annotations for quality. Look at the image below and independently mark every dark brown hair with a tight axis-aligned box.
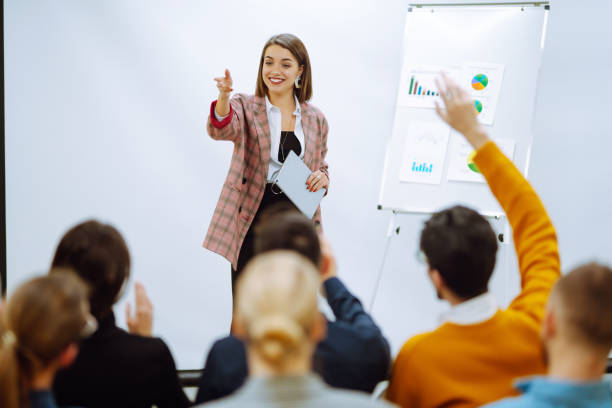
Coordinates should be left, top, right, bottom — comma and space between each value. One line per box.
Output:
255, 33, 313, 103
50, 220, 130, 318
420, 205, 498, 299
0, 273, 89, 408
554, 262, 612, 350
254, 211, 321, 269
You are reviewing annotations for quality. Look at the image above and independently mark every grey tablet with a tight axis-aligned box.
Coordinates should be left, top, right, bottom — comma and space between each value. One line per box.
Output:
274, 151, 326, 219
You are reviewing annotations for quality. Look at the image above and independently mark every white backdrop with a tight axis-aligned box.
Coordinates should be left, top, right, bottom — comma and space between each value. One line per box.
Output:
5, 0, 612, 370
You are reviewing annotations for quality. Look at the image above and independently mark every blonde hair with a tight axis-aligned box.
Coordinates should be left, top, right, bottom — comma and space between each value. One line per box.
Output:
0, 272, 89, 408
236, 251, 319, 367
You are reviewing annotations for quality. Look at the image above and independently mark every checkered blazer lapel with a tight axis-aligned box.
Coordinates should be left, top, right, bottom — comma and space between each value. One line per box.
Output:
251, 96, 271, 173
300, 103, 315, 169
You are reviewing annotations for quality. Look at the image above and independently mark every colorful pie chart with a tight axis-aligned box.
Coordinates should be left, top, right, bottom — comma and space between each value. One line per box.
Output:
474, 99, 483, 115
467, 150, 480, 173
471, 74, 488, 90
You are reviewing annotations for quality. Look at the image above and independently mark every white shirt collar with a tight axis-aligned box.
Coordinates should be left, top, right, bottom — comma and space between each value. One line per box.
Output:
439, 292, 499, 325
265, 94, 301, 116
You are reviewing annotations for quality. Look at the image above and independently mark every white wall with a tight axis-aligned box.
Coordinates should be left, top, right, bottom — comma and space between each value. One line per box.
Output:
5, 0, 612, 369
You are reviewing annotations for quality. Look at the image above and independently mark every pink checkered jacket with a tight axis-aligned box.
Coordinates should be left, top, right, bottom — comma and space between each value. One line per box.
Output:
203, 93, 329, 268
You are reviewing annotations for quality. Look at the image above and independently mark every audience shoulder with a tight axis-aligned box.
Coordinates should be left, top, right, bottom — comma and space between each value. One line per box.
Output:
482, 395, 523, 408
323, 388, 397, 407
116, 327, 176, 365
397, 332, 433, 363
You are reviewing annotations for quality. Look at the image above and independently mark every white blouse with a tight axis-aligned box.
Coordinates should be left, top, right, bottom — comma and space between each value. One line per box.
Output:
264, 95, 305, 182
214, 95, 305, 182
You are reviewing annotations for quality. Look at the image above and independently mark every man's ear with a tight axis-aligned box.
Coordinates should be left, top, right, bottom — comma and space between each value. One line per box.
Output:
233, 317, 248, 340
429, 269, 444, 291
428, 268, 447, 300
542, 306, 557, 341
309, 313, 327, 344
57, 343, 79, 368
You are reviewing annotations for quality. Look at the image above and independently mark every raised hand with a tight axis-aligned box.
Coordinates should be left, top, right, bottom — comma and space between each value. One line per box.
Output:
126, 282, 154, 337
213, 69, 233, 117
318, 233, 338, 283
435, 72, 489, 150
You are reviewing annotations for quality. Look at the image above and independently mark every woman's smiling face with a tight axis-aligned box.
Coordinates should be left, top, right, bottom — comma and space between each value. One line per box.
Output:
262, 44, 303, 97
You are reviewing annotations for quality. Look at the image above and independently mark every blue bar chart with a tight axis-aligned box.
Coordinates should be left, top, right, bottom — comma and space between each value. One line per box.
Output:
411, 162, 433, 173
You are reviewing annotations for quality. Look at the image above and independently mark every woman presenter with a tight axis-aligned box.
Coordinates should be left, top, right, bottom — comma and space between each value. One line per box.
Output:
204, 33, 330, 291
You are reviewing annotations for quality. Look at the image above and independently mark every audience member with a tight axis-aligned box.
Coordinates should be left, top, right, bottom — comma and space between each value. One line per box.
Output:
485, 262, 612, 407
386, 73, 561, 408
195, 212, 391, 403
0, 272, 93, 408
197, 250, 394, 407
50, 220, 190, 408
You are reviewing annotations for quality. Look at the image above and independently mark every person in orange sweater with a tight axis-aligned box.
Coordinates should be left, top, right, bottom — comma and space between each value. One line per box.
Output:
386, 73, 561, 408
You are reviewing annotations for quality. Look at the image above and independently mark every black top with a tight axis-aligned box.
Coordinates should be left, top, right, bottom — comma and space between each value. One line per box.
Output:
195, 277, 391, 404
53, 312, 189, 408
278, 131, 301, 163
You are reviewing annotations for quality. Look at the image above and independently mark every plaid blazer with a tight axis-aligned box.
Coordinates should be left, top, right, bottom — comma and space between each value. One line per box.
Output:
203, 93, 329, 268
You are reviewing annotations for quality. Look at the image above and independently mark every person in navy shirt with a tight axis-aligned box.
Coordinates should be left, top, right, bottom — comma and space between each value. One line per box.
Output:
195, 210, 391, 403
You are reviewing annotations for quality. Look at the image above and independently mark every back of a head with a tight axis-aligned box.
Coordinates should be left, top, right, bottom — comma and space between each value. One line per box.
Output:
552, 262, 612, 352
254, 211, 321, 268
0, 272, 90, 408
236, 251, 320, 370
50, 220, 130, 318
420, 205, 498, 299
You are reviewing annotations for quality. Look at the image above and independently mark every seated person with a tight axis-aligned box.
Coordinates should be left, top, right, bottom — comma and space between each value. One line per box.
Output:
195, 212, 391, 403
386, 74, 561, 408
485, 262, 612, 407
50, 220, 190, 408
196, 250, 394, 407
0, 272, 93, 408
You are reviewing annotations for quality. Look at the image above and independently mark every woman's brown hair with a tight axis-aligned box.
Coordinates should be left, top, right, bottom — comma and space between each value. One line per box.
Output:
51, 220, 130, 319
0, 272, 90, 408
255, 33, 313, 103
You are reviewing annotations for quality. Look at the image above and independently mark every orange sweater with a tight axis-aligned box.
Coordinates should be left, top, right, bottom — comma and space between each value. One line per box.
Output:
386, 141, 561, 408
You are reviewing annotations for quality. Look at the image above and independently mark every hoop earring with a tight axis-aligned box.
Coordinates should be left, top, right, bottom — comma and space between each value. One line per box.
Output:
294, 75, 301, 89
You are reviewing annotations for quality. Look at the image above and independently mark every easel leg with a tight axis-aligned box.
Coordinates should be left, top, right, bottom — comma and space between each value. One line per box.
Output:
369, 212, 398, 312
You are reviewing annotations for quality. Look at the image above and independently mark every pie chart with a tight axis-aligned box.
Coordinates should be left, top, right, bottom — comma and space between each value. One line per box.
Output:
471, 74, 488, 91
474, 99, 483, 115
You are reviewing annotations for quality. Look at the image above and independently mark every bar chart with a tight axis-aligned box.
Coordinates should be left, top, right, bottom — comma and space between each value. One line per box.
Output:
411, 161, 434, 173
407, 75, 440, 97
397, 66, 453, 109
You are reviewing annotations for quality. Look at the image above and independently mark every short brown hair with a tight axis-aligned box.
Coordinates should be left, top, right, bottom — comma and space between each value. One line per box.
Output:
553, 262, 612, 350
50, 220, 130, 318
254, 211, 321, 269
255, 33, 312, 103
